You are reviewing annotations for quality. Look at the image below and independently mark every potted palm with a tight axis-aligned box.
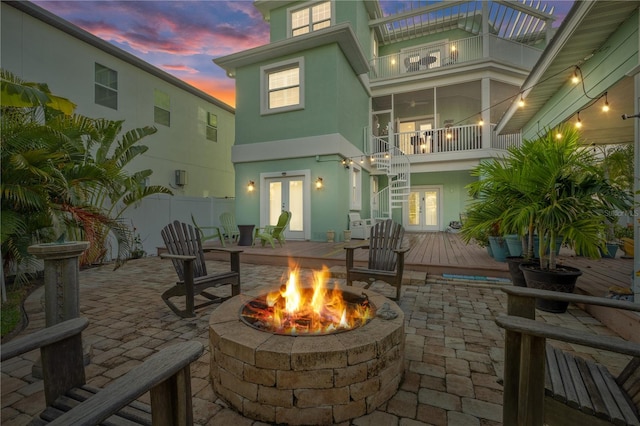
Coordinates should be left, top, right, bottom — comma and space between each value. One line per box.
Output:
514, 125, 632, 312
463, 125, 631, 307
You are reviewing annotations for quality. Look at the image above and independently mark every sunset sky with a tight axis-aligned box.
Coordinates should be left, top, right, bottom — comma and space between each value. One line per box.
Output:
34, 1, 575, 108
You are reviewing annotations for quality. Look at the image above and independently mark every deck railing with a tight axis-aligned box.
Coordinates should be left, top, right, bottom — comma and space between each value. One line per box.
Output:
369, 35, 542, 80
369, 124, 521, 156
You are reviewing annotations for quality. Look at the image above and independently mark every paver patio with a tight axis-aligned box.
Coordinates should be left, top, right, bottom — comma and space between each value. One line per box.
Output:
1, 254, 633, 425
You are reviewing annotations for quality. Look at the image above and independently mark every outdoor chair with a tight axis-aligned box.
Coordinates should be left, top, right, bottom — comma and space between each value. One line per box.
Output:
345, 219, 409, 300
497, 286, 640, 426
253, 211, 291, 248
0, 317, 203, 425
219, 211, 241, 245
161, 220, 241, 318
190, 213, 225, 247
348, 213, 376, 239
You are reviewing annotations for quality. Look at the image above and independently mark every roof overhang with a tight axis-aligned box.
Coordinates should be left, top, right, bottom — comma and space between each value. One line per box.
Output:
496, 0, 640, 139
214, 22, 370, 77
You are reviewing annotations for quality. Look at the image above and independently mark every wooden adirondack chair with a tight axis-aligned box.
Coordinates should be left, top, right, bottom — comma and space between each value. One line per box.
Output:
253, 211, 291, 248
345, 219, 409, 300
160, 220, 241, 317
1, 317, 203, 425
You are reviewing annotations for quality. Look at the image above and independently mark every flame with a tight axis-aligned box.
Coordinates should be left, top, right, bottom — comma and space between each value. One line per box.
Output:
251, 263, 374, 335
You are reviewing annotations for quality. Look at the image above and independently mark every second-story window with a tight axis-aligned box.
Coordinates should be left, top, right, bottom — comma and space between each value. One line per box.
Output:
206, 112, 218, 142
261, 58, 305, 114
154, 89, 170, 127
95, 63, 117, 110
291, 1, 331, 37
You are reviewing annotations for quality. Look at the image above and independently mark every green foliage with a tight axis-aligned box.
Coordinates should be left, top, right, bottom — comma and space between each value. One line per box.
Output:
1, 69, 172, 283
462, 124, 633, 269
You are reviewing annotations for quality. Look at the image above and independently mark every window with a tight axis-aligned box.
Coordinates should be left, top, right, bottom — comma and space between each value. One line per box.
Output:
261, 58, 304, 114
154, 89, 170, 127
206, 112, 218, 142
95, 63, 117, 109
350, 165, 362, 210
291, 1, 331, 37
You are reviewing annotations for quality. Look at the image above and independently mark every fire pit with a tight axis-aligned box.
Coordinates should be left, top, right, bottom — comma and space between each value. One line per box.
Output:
209, 265, 405, 424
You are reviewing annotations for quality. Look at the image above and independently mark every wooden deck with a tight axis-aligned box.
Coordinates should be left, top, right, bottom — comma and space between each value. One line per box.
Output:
198, 231, 633, 299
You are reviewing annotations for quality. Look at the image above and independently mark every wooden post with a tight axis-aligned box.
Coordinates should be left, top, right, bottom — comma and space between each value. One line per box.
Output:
28, 242, 89, 326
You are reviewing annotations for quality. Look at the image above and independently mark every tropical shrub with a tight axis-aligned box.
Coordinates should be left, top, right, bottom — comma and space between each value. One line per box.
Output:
462, 124, 632, 269
1, 70, 171, 284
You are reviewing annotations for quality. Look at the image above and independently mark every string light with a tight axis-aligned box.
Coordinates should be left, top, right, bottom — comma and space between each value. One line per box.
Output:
478, 118, 484, 126
518, 95, 525, 108
575, 111, 582, 129
556, 131, 562, 139
571, 67, 580, 84
602, 92, 610, 112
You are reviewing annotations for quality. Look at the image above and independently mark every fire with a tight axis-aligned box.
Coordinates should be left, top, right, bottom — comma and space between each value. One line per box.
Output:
244, 264, 374, 335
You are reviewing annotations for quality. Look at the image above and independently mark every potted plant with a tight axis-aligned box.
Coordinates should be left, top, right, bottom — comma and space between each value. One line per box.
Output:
513, 125, 632, 312
463, 125, 632, 304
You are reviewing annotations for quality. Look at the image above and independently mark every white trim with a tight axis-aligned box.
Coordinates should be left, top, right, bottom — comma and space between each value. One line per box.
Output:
260, 57, 305, 115
350, 164, 362, 210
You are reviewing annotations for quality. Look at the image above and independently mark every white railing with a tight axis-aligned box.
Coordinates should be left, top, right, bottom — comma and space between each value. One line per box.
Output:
390, 125, 483, 155
372, 186, 390, 220
369, 124, 520, 155
369, 34, 542, 80
370, 36, 483, 80
491, 125, 522, 150
487, 34, 543, 69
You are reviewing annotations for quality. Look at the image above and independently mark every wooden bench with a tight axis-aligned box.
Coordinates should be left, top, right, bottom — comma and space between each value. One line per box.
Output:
497, 286, 640, 426
1, 317, 204, 425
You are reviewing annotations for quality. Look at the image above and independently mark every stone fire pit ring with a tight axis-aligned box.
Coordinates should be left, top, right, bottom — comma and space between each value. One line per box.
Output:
209, 286, 405, 425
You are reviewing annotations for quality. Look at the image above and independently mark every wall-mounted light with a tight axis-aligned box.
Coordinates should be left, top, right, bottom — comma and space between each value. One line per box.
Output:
315, 177, 323, 189
247, 180, 255, 192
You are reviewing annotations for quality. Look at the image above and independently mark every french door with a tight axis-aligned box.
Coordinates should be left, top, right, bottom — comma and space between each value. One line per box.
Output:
263, 174, 306, 240
405, 186, 442, 232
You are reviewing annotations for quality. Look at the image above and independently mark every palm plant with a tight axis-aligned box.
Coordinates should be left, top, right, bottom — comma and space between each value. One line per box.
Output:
462, 124, 632, 270
1, 70, 172, 284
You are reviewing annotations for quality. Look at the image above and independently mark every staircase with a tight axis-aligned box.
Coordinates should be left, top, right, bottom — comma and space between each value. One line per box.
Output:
369, 136, 411, 219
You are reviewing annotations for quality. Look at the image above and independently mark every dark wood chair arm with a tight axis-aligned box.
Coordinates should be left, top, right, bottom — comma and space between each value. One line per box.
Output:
48, 340, 204, 426
160, 253, 197, 262
496, 315, 640, 357
202, 247, 244, 254
394, 246, 411, 254
344, 241, 370, 251
1, 317, 89, 361
501, 286, 640, 312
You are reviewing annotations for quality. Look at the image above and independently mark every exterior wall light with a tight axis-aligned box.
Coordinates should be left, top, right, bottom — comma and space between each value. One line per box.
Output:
315, 177, 323, 189
247, 180, 255, 192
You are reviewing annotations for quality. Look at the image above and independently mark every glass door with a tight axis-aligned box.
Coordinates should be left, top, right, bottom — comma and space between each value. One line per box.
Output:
266, 176, 305, 240
405, 186, 442, 232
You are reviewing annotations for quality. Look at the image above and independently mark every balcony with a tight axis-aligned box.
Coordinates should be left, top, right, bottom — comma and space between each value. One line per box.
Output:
369, 35, 542, 81
369, 124, 521, 157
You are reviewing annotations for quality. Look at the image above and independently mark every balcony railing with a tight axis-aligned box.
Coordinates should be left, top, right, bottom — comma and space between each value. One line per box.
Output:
369, 124, 521, 156
369, 35, 543, 80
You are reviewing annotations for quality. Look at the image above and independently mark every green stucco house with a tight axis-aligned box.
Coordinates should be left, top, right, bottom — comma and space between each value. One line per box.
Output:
215, 0, 560, 240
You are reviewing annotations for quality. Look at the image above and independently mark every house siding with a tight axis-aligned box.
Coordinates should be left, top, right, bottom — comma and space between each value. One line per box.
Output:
1, 2, 236, 201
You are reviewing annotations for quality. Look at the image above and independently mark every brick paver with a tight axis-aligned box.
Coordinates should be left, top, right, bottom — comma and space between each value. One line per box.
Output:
0, 257, 632, 425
